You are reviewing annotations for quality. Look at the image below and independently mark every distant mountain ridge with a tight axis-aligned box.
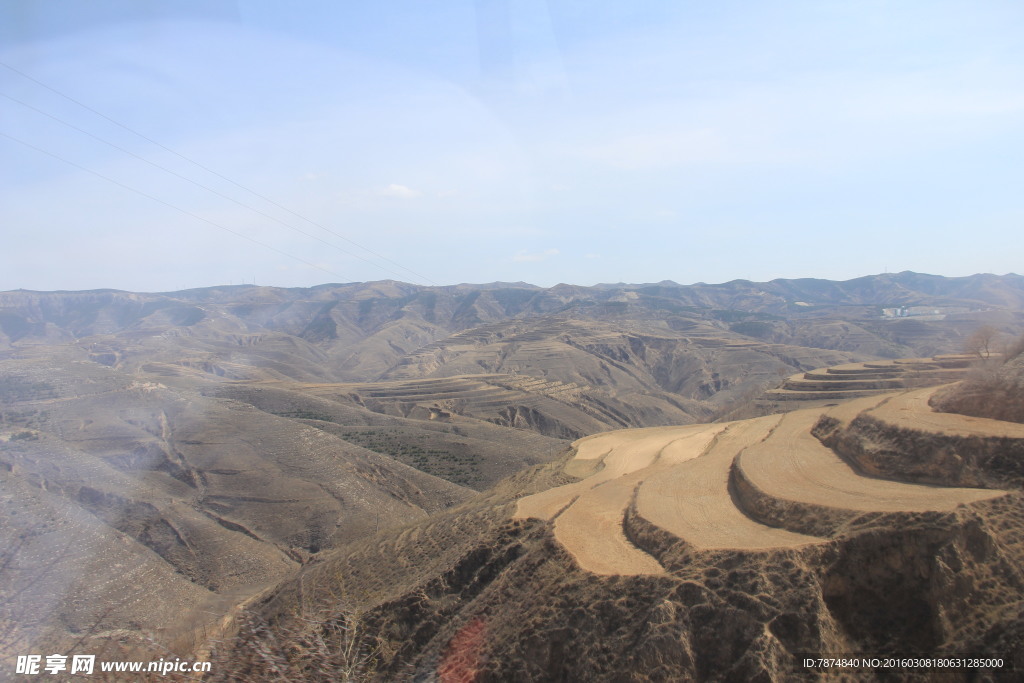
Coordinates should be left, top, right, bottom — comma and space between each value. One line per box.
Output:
3, 271, 1022, 331
6, 270, 1023, 304
2, 272, 1021, 397
179, 270, 1023, 309
590, 271, 1024, 308
3, 270, 1023, 664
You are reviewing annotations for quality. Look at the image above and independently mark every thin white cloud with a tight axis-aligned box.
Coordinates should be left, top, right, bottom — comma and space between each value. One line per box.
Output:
579, 128, 728, 170
512, 248, 559, 262
379, 184, 421, 198
584, 253, 601, 259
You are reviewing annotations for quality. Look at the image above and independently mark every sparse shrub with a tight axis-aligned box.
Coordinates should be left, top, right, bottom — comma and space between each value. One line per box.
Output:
1002, 332, 1024, 361
934, 332, 1024, 423
729, 321, 775, 339
0, 378, 56, 404
273, 408, 336, 422
963, 324, 1000, 359
710, 309, 753, 323
210, 571, 388, 681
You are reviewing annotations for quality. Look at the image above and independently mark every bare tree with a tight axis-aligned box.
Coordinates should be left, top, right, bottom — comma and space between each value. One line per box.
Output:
964, 325, 999, 359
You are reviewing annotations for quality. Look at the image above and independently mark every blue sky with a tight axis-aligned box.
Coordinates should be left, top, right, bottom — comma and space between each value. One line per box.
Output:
1, 1, 1022, 291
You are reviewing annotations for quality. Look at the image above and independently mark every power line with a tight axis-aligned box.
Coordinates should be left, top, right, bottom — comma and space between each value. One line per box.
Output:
0, 130, 345, 281
0, 90, 426, 284
0, 59, 438, 286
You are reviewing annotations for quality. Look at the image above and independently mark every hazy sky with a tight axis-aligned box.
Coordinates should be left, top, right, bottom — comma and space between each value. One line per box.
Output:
2, 1, 1022, 291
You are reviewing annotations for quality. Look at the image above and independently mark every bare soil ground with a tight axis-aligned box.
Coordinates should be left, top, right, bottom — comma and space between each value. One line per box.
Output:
215, 379, 1024, 680
739, 408, 1004, 512
870, 386, 1024, 439
515, 424, 720, 573
516, 389, 1010, 577
637, 416, 821, 550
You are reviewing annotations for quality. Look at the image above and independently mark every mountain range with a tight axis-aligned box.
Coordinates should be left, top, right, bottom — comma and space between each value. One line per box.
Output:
2, 271, 1023, 676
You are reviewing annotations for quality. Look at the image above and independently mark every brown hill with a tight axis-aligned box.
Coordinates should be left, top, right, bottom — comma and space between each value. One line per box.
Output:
0, 345, 482, 660
3, 274, 1024, 671
213, 385, 1024, 681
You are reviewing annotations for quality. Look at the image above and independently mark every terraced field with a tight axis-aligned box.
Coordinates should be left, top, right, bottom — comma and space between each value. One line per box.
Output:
761, 354, 976, 409
863, 385, 1024, 439
636, 416, 821, 551
515, 385, 1011, 576
246, 373, 672, 438
737, 410, 999, 513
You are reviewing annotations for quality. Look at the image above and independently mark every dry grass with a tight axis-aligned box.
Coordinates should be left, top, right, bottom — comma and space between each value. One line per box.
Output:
933, 334, 1024, 423
208, 570, 391, 682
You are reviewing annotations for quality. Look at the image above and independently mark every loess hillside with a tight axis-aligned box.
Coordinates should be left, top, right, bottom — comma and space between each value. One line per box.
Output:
2, 273, 1023, 672
217, 384, 1024, 681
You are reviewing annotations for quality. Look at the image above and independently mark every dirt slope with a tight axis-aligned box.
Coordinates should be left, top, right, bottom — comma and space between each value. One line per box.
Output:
637, 416, 821, 550
0, 348, 478, 661
516, 398, 1004, 576
738, 409, 1002, 512
4, 278, 1023, 676
214, 384, 1024, 681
